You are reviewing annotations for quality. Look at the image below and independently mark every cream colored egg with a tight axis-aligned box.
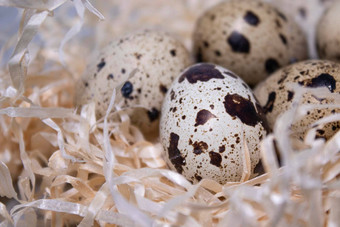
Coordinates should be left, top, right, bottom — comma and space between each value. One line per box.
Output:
75, 30, 192, 134
254, 60, 340, 140
193, 0, 308, 86
316, 1, 340, 62
160, 63, 269, 184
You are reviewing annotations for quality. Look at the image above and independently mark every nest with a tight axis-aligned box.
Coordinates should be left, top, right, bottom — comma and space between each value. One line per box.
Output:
0, 0, 339, 226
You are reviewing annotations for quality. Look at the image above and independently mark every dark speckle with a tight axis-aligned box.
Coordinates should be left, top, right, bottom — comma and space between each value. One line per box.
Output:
168, 133, 185, 174
275, 19, 282, 28
84, 82, 89, 87
301, 73, 336, 92
170, 49, 176, 57
265, 58, 280, 74
279, 34, 287, 45
215, 50, 222, 57
287, 91, 294, 101
121, 68, 126, 74
223, 94, 270, 131
227, 31, 250, 53
107, 74, 114, 80
244, 11, 260, 26
209, 151, 222, 167
97, 58, 106, 72
203, 41, 209, 48
263, 92, 276, 113
178, 63, 224, 83
195, 174, 202, 181
147, 108, 159, 122
170, 90, 176, 101
192, 141, 208, 155
195, 109, 217, 126
159, 84, 168, 94
134, 53, 142, 59
275, 9, 287, 21
219, 145, 225, 153
121, 81, 133, 98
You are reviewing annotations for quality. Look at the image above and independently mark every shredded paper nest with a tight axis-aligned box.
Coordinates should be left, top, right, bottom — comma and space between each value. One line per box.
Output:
0, 0, 339, 226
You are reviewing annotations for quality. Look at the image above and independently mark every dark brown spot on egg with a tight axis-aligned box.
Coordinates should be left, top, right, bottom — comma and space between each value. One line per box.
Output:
209, 151, 222, 167
195, 109, 217, 126
159, 84, 168, 94
301, 73, 336, 92
192, 141, 208, 155
121, 68, 126, 74
275, 9, 287, 21
84, 82, 89, 87
203, 41, 209, 48
223, 94, 269, 130
265, 58, 280, 74
121, 81, 133, 98
170, 90, 176, 101
227, 31, 250, 53
97, 58, 106, 72
178, 63, 224, 84
134, 53, 142, 59
298, 7, 306, 18
219, 145, 225, 153
168, 133, 185, 174
279, 34, 287, 45
215, 50, 222, 57
147, 108, 159, 122
263, 92, 276, 113
287, 91, 294, 101
195, 174, 202, 181
107, 74, 114, 80
170, 49, 176, 57
244, 11, 260, 26
275, 19, 282, 28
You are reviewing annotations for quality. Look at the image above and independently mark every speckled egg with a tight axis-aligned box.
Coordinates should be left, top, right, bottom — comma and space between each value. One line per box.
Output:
316, 1, 340, 62
75, 30, 191, 134
193, 0, 308, 86
254, 60, 340, 140
160, 63, 269, 184
270, 0, 334, 58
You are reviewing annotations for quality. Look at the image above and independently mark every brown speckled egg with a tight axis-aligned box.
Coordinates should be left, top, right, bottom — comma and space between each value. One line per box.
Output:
316, 1, 340, 62
254, 60, 340, 140
160, 63, 269, 184
75, 30, 191, 134
193, 0, 308, 86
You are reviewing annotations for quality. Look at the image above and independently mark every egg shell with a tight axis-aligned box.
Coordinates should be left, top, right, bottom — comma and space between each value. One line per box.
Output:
193, 0, 308, 86
75, 30, 191, 133
254, 60, 340, 140
160, 63, 269, 184
270, 0, 334, 58
316, 1, 340, 62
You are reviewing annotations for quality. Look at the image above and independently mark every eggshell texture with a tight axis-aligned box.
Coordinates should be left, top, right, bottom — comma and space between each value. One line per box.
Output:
75, 30, 191, 133
160, 63, 269, 184
193, 0, 308, 86
316, 1, 340, 62
254, 60, 340, 140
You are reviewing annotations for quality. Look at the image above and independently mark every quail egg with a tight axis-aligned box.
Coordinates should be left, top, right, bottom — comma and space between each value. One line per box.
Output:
75, 30, 191, 134
316, 0, 340, 62
254, 60, 340, 140
193, 0, 308, 86
160, 63, 269, 184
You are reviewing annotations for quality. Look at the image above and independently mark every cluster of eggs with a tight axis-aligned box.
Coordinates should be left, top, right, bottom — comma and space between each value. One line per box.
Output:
75, 0, 340, 184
